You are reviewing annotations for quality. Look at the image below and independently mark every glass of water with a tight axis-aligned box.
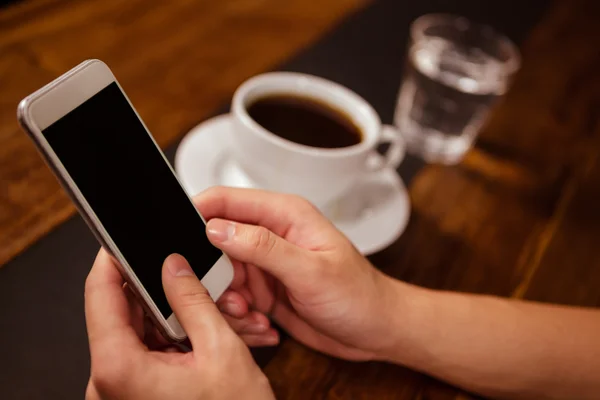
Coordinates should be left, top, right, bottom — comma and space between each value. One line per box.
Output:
394, 14, 521, 164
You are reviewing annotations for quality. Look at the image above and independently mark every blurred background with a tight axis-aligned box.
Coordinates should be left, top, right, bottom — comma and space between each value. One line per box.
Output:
2, 0, 599, 399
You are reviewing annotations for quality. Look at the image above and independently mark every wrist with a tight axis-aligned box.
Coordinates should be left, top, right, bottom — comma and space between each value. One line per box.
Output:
373, 275, 439, 366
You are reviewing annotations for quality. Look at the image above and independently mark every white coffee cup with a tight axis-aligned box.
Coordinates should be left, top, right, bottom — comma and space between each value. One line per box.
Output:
230, 72, 405, 208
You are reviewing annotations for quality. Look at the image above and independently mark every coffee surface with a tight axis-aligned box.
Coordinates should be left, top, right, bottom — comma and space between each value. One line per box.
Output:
247, 94, 362, 148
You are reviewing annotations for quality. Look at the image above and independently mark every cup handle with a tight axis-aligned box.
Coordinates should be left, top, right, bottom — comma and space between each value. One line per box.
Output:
365, 124, 405, 173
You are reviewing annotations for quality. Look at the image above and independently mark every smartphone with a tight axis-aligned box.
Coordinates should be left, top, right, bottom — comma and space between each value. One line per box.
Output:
17, 59, 234, 342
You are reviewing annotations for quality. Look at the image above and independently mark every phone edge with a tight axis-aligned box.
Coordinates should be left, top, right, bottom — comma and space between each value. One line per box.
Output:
17, 59, 190, 343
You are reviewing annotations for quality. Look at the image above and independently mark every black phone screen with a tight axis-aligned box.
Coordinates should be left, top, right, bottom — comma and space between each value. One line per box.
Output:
42, 82, 223, 318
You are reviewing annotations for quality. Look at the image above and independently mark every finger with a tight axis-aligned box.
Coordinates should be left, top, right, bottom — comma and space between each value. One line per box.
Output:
162, 253, 231, 347
238, 286, 254, 305
123, 283, 145, 341
217, 290, 249, 318
271, 299, 371, 360
230, 259, 247, 290
143, 317, 171, 350
240, 329, 280, 347
194, 186, 329, 237
270, 300, 317, 345
225, 285, 254, 307
85, 248, 143, 351
245, 263, 276, 314
206, 219, 313, 286
222, 311, 271, 335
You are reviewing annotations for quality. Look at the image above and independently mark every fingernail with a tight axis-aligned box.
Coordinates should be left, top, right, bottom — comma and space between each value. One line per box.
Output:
165, 254, 195, 277
207, 219, 236, 243
265, 332, 279, 345
219, 300, 242, 316
245, 323, 269, 334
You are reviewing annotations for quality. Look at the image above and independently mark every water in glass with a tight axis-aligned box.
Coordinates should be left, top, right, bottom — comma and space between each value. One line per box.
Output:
394, 37, 507, 164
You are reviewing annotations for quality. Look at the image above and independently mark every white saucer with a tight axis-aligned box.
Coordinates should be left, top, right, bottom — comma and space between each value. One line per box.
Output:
174, 114, 411, 255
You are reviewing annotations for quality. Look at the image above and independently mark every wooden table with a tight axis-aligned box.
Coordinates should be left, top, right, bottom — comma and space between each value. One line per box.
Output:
1, 0, 599, 399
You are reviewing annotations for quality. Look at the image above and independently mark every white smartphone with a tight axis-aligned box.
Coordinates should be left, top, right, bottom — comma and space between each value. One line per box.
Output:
17, 59, 234, 342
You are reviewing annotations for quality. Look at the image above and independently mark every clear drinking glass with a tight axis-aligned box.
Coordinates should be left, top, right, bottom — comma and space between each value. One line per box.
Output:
394, 14, 521, 164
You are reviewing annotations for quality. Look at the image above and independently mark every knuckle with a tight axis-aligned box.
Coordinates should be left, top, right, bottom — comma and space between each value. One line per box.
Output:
204, 185, 228, 198
249, 227, 277, 256
84, 266, 100, 292
287, 194, 328, 221
287, 194, 318, 212
200, 329, 242, 364
195, 185, 226, 205
177, 284, 214, 310
84, 274, 102, 300
84, 274, 94, 294
192, 186, 224, 208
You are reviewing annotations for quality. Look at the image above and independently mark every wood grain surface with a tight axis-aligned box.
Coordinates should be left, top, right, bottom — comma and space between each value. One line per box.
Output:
263, 0, 600, 398
0, 0, 368, 267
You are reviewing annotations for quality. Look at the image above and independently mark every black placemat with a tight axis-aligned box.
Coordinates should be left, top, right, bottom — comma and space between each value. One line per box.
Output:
0, 0, 550, 398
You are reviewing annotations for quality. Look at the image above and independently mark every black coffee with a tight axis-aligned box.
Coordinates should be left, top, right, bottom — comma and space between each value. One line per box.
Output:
247, 94, 362, 148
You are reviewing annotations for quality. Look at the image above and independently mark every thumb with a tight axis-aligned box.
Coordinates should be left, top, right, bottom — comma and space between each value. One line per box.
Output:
162, 253, 229, 345
206, 218, 313, 286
